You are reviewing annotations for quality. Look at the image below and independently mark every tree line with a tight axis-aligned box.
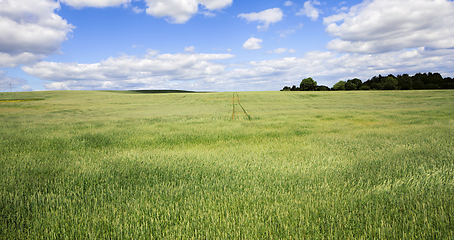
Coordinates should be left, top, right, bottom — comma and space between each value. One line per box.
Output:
281, 72, 454, 91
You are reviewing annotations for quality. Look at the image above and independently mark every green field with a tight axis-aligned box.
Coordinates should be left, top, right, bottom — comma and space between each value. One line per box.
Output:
1, 90, 453, 239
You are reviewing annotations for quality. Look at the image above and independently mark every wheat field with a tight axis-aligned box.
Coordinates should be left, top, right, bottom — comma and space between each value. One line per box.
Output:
1, 90, 453, 239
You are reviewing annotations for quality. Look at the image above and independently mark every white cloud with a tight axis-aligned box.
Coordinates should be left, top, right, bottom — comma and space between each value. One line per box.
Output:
266, 48, 297, 54
296, 1, 321, 21
21, 85, 32, 91
184, 46, 195, 52
323, 12, 348, 24
145, 0, 232, 24
267, 48, 288, 54
238, 8, 283, 31
45, 82, 73, 90
278, 29, 296, 38
197, 0, 232, 10
337, 6, 348, 12
20, 47, 454, 91
0, 52, 45, 68
324, 0, 454, 54
200, 11, 216, 17
213, 47, 232, 52
59, 0, 131, 8
242, 37, 263, 50
223, 48, 454, 90
22, 51, 235, 90
0, 70, 27, 91
284, 1, 294, 7
132, 6, 144, 14
0, 0, 74, 67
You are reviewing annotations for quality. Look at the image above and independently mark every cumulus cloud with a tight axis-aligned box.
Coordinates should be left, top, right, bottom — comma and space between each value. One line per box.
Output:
22, 51, 235, 90
296, 1, 321, 21
238, 8, 283, 31
0, 0, 74, 67
197, 0, 233, 10
145, 0, 232, 24
21, 85, 32, 91
20, 47, 454, 91
324, 0, 454, 54
267, 48, 289, 54
132, 6, 144, 14
274, 48, 288, 54
184, 46, 195, 52
284, 1, 294, 7
278, 29, 296, 38
242, 37, 263, 50
0, 71, 27, 91
223, 48, 454, 90
60, 0, 131, 8
0, 52, 46, 68
266, 48, 297, 54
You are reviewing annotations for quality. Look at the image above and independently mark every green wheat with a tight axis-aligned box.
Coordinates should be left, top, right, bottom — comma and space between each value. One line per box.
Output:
1, 90, 453, 239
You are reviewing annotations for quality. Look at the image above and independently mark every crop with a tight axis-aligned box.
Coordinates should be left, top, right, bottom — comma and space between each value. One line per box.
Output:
1, 90, 453, 239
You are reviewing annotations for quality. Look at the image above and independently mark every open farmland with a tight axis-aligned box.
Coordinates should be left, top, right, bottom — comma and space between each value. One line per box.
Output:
1, 90, 453, 239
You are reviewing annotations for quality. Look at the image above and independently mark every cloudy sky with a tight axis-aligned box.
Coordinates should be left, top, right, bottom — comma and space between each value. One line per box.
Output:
1, 0, 454, 92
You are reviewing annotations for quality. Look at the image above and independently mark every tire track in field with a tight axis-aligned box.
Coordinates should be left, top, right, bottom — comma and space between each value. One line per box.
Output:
232, 93, 251, 121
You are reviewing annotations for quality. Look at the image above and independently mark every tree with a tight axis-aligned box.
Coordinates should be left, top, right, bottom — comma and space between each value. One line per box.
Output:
370, 82, 381, 90
281, 72, 453, 91
315, 85, 330, 91
345, 81, 357, 90
412, 73, 427, 89
300, 77, 317, 91
397, 74, 412, 90
363, 76, 381, 90
426, 73, 441, 88
413, 79, 424, 89
332, 81, 346, 91
382, 76, 398, 90
428, 72, 443, 86
442, 77, 454, 89
347, 78, 362, 90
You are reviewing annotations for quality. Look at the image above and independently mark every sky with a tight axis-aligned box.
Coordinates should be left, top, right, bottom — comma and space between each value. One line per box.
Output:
1, 0, 454, 92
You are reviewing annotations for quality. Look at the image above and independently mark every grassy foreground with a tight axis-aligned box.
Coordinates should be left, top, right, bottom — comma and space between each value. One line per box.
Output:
1, 90, 453, 239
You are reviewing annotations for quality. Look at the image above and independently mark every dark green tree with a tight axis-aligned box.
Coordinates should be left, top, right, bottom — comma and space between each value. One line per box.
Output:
413, 79, 424, 89
442, 77, 454, 89
300, 77, 317, 91
397, 74, 413, 90
382, 76, 398, 90
347, 78, 362, 90
424, 72, 441, 89
345, 81, 357, 90
370, 82, 381, 90
315, 85, 330, 91
332, 81, 346, 90
412, 73, 427, 89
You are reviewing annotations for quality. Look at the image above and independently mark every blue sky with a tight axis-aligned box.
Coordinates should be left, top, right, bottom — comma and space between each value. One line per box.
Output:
1, 0, 454, 92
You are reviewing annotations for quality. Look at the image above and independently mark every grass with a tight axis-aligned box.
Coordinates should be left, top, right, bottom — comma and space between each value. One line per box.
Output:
1, 90, 453, 239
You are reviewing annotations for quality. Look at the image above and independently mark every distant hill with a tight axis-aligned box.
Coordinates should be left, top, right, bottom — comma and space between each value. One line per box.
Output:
123, 90, 198, 94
